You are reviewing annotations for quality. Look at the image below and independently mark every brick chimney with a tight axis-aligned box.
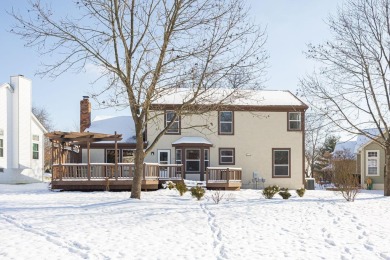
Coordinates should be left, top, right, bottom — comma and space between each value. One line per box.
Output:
80, 96, 91, 132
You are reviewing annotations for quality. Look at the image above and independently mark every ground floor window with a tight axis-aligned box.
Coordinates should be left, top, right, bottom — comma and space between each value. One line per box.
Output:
0, 139, 3, 157
273, 148, 290, 177
106, 149, 119, 163
366, 150, 379, 176
219, 148, 235, 165
122, 149, 135, 163
204, 149, 210, 170
176, 149, 182, 164
186, 149, 200, 172
32, 143, 39, 159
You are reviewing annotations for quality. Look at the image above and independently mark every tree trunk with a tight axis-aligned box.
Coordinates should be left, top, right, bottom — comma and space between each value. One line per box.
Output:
384, 144, 390, 196
130, 125, 145, 199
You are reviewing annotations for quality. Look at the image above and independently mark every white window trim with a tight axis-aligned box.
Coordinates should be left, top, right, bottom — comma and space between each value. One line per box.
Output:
366, 150, 380, 176
0, 138, 4, 158
204, 149, 210, 171
32, 143, 39, 160
288, 112, 302, 131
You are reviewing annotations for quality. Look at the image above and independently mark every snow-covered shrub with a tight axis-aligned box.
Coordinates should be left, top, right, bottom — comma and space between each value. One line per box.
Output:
163, 181, 176, 190
296, 188, 306, 197
190, 186, 205, 200
176, 182, 187, 196
262, 185, 280, 199
278, 188, 291, 200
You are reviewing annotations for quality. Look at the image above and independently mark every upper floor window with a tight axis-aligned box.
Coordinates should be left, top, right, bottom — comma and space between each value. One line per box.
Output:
0, 139, 3, 157
165, 111, 180, 134
32, 135, 40, 141
366, 150, 379, 176
219, 111, 234, 135
273, 148, 290, 178
32, 143, 39, 160
288, 112, 302, 131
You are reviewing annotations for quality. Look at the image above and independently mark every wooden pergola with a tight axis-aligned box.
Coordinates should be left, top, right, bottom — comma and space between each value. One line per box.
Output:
46, 131, 122, 181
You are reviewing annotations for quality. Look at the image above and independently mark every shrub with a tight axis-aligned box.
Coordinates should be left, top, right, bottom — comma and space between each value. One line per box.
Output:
211, 190, 225, 204
296, 188, 306, 197
262, 185, 280, 199
176, 182, 187, 196
278, 188, 291, 199
190, 186, 206, 201
163, 181, 176, 190
332, 153, 360, 202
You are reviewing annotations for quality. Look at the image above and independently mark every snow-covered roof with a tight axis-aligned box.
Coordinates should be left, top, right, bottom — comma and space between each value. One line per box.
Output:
153, 89, 307, 107
334, 128, 383, 155
85, 115, 135, 143
172, 136, 213, 145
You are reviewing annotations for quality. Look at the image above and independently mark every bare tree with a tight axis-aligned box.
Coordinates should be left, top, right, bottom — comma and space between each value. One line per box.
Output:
301, 0, 390, 196
32, 106, 53, 171
305, 113, 330, 177
10, 0, 268, 199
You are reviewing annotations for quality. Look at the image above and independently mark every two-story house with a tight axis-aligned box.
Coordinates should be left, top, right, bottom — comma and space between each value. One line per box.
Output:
145, 89, 308, 189
0, 75, 47, 183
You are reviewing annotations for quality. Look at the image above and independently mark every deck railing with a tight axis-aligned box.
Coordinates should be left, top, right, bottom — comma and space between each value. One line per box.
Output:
206, 167, 242, 183
52, 163, 183, 181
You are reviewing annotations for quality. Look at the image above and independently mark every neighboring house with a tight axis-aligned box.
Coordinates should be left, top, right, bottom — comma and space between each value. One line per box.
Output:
0, 75, 47, 183
145, 89, 308, 189
334, 129, 387, 190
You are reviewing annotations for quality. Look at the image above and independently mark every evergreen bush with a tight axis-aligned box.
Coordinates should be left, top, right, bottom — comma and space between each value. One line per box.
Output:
262, 185, 280, 199
176, 182, 187, 196
296, 188, 306, 197
190, 186, 205, 200
278, 188, 291, 199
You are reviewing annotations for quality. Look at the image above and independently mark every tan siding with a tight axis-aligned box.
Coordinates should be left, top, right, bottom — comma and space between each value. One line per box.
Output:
146, 110, 304, 189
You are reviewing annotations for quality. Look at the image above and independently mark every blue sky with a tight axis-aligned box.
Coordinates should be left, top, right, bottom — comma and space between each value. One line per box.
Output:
0, 0, 343, 131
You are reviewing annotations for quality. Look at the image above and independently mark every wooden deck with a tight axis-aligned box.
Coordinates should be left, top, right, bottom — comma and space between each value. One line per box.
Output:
51, 163, 242, 191
206, 167, 242, 190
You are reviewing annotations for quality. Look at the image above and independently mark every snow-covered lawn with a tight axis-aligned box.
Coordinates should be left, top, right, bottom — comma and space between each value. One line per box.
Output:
1, 184, 390, 260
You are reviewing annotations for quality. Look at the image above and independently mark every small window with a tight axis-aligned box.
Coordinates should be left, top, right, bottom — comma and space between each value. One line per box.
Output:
122, 149, 135, 163
32, 143, 39, 160
186, 149, 200, 172
0, 168, 4, 173
219, 148, 235, 165
273, 149, 290, 177
176, 149, 182, 164
366, 150, 379, 176
106, 149, 119, 163
288, 112, 302, 131
32, 135, 40, 141
219, 111, 234, 135
204, 149, 210, 171
0, 139, 3, 157
165, 111, 180, 134
0, 129, 4, 136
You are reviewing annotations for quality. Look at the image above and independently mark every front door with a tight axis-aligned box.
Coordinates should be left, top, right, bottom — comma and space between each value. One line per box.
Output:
158, 150, 171, 178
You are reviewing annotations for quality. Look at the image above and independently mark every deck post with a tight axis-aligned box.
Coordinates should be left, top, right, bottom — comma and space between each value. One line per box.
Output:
87, 141, 91, 180
227, 168, 230, 183
114, 131, 118, 180
58, 143, 62, 181
51, 141, 54, 182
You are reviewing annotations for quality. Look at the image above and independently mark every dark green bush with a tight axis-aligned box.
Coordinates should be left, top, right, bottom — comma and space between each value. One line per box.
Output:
190, 186, 205, 200
296, 188, 306, 197
262, 185, 280, 199
279, 188, 291, 200
176, 182, 187, 196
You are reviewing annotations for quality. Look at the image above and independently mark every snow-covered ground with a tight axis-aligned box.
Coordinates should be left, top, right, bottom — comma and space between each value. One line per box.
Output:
1, 183, 390, 260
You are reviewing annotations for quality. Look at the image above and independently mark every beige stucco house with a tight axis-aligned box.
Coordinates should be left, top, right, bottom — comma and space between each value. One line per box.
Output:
334, 130, 387, 190
145, 89, 308, 189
